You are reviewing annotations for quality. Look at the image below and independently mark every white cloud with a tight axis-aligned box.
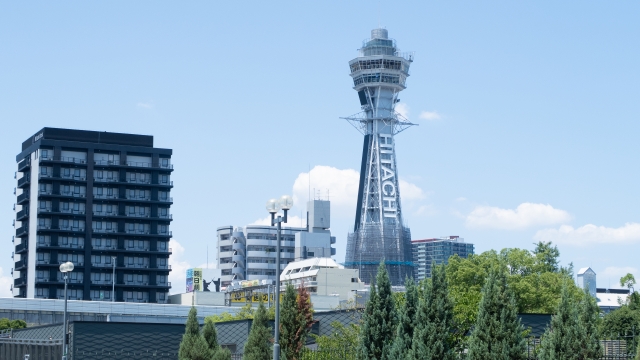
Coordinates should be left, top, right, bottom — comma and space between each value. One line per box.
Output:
419, 111, 441, 121
0, 267, 13, 298
136, 102, 153, 109
395, 103, 410, 119
399, 179, 426, 200
465, 203, 572, 230
600, 266, 639, 289
534, 223, 640, 246
168, 239, 192, 294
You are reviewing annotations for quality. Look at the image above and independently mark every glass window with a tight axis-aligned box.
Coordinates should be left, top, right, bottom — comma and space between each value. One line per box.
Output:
128, 257, 134, 265
137, 292, 143, 300
97, 188, 103, 195
127, 291, 133, 299
96, 222, 102, 230
96, 170, 103, 179
107, 188, 113, 196
63, 168, 70, 176
127, 274, 133, 282
40, 167, 47, 175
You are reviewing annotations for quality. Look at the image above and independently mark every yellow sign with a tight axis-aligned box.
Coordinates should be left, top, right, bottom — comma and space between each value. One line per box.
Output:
239, 279, 260, 288
230, 293, 283, 303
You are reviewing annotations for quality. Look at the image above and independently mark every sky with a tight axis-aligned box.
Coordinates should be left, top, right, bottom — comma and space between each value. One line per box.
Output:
1, 1, 639, 296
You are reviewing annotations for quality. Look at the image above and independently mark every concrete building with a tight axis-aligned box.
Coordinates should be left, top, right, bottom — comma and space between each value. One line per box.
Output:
577, 267, 597, 297
13, 128, 173, 303
281, 258, 365, 301
344, 28, 416, 285
216, 200, 336, 287
411, 236, 474, 280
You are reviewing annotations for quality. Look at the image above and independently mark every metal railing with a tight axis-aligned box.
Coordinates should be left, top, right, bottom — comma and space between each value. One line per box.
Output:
59, 208, 85, 214
94, 176, 118, 182
94, 210, 119, 216
94, 159, 121, 166
94, 193, 119, 199
17, 192, 29, 203
41, 155, 87, 164
59, 190, 86, 197
93, 228, 118, 233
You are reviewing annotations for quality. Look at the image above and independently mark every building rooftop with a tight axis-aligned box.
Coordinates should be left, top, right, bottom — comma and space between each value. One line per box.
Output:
22, 127, 154, 151
577, 267, 595, 275
412, 236, 464, 243
281, 258, 343, 280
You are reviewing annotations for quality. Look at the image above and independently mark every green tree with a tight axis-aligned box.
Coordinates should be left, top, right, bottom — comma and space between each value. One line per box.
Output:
0, 318, 26, 330
409, 263, 455, 360
179, 307, 213, 360
280, 283, 316, 360
387, 277, 418, 359
357, 260, 396, 360
601, 305, 640, 352
533, 241, 560, 273
212, 347, 232, 360
538, 283, 587, 360
578, 288, 602, 359
243, 301, 272, 360
635, 340, 640, 360
203, 318, 220, 354
621, 273, 637, 292
467, 269, 526, 360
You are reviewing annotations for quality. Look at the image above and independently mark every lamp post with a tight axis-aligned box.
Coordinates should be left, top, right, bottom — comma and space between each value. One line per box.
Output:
59, 261, 74, 360
266, 195, 293, 360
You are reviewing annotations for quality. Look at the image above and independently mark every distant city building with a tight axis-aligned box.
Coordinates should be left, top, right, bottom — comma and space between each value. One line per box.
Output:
216, 200, 336, 287
596, 288, 630, 314
13, 128, 173, 303
577, 267, 597, 297
281, 258, 365, 301
411, 236, 474, 280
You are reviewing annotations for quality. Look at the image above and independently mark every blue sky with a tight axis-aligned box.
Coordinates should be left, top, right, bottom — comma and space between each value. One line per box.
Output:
1, 1, 639, 295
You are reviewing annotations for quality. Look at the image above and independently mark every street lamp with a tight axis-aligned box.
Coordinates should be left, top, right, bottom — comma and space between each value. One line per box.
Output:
266, 195, 293, 360
59, 261, 74, 360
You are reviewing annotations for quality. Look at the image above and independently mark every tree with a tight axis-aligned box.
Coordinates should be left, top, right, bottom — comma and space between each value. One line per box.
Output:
578, 288, 602, 359
243, 301, 272, 360
621, 273, 637, 292
636, 340, 640, 360
179, 307, 213, 360
533, 241, 560, 273
601, 305, 640, 353
212, 347, 232, 360
357, 260, 396, 360
467, 269, 526, 360
203, 318, 220, 354
280, 283, 316, 360
408, 263, 455, 360
0, 318, 26, 330
538, 283, 586, 360
387, 277, 418, 359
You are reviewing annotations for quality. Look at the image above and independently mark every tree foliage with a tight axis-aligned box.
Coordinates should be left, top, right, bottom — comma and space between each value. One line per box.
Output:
203, 318, 220, 354
212, 347, 232, 360
179, 307, 213, 360
243, 301, 272, 360
601, 304, 640, 353
408, 263, 455, 360
467, 269, 526, 360
621, 273, 637, 291
280, 284, 316, 360
387, 277, 418, 359
357, 260, 396, 360
0, 318, 27, 330
446, 242, 580, 339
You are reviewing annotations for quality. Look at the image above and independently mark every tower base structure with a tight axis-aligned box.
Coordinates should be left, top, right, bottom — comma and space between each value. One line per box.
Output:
345, 224, 413, 285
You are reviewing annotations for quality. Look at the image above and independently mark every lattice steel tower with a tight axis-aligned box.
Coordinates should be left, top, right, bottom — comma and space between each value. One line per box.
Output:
343, 29, 416, 286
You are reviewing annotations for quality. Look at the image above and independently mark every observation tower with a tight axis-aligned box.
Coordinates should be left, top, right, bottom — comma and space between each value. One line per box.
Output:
343, 29, 416, 286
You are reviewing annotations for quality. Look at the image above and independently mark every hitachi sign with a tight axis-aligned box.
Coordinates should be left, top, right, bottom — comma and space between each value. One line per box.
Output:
379, 134, 398, 219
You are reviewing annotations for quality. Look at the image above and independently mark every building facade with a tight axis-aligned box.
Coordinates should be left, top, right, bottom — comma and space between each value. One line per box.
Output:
13, 128, 173, 303
216, 200, 335, 288
576, 267, 597, 297
344, 29, 416, 286
281, 258, 365, 301
411, 236, 474, 280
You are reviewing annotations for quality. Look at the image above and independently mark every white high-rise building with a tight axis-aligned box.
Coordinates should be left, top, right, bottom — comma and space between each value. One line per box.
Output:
216, 200, 335, 287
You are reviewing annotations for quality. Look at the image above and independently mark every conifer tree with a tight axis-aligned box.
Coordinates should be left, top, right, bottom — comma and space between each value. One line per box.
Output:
578, 288, 602, 359
635, 340, 640, 360
179, 307, 213, 360
467, 269, 526, 360
538, 282, 584, 360
408, 263, 455, 360
280, 284, 298, 360
243, 301, 272, 360
212, 347, 232, 360
387, 276, 418, 360
357, 260, 396, 360
203, 318, 220, 354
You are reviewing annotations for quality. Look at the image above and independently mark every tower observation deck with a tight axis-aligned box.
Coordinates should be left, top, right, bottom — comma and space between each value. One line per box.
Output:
343, 29, 416, 286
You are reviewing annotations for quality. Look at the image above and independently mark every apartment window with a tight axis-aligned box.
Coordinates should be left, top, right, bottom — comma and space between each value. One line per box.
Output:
37, 288, 45, 296
95, 222, 102, 230
158, 258, 166, 266
106, 222, 112, 230
161, 175, 168, 184
105, 256, 111, 264
107, 188, 114, 196
37, 271, 44, 279
63, 168, 70, 176
40, 167, 47, 175
137, 274, 143, 282
63, 185, 70, 194
137, 292, 143, 300
160, 225, 167, 233
127, 291, 133, 299
62, 202, 69, 211
42, 149, 49, 158
161, 158, 168, 166
129, 190, 135, 198
73, 220, 79, 228
138, 257, 144, 265
139, 207, 145, 215
130, 173, 136, 181
160, 208, 168, 216
159, 292, 165, 300
38, 253, 44, 261
95, 204, 102, 212
39, 183, 46, 192
94, 255, 101, 263
129, 207, 135, 215
128, 257, 134, 265
127, 274, 133, 282
96, 188, 103, 196
96, 170, 103, 179
106, 171, 113, 180
158, 241, 166, 250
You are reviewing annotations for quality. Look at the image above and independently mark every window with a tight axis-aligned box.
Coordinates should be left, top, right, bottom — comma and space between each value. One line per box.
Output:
38, 253, 44, 261
61, 237, 69, 245
107, 171, 113, 180
129, 207, 135, 215
128, 257, 134, 265
40, 167, 47, 175
129, 189, 134, 198
107, 188, 113, 196
139, 207, 145, 215
95, 222, 102, 230
62, 202, 69, 210
106, 222, 112, 230
138, 257, 144, 265
137, 292, 143, 300
63, 185, 70, 194
63, 168, 70, 176
160, 208, 167, 216
162, 158, 168, 166
161, 175, 168, 184
96, 170, 103, 179
127, 274, 133, 282
97, 188, 103, 196
159, 292, 165, 300
37, 288, 44, 296
127, 291, 133, 299
137, 274, 143, 282
105, 256, 111, 264
42, 149, 49, 158
130, 173, 136, 181
39, 183, 46, 192
95, 256, 101, 263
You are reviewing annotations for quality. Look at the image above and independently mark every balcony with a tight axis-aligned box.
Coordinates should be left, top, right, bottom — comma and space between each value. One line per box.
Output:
57, 225, 86, 233
16, 208, 29, 221
15, 259, 27, 270
157, 231, 172, 237
94, 159, 121, 166
157, 264, 171, 270
35, 277, 52, 284
14, 278, 26, 287
157, 213, 173, 219
58, 243, 84, 250
16, 225, 28, 237
94, 193, 119, 200
36, 241, 51, 248
123, 298, 149, 303
59, 174, 87, 182
57, 277, 83, 284
122, 281, 149, 286
126, 161, 173, 170
94, 176, 118, 183
17, 192, 29, 205
92, 262, 116, 268
17, 175, 30, 188
125, 212, 150, 218
18, 158, 30, 172
92, 244, 117, 250
57, 261, 84, 267
59, 208, 85, 215
93, 228, 117, 234
15, 242, 27, 253
124, 264, 150, 269
125, 245, 150, 252
126, 178, 151, 185
38, 173, 53, 179
158, 197, 173, 203
41, 156, 87, 165
93, 210, 119, 217
125, 195, 151, 201
125, 229, 151, 235
58, 190, 86, 198
91, 279, 114, 285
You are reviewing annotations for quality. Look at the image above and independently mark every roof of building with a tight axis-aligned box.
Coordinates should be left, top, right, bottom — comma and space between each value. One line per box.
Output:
597, 292, 628, 308
22, 127, 154, 151
577, 267, 595, 275
281, 258, 345, 281
411, 236, 464, 243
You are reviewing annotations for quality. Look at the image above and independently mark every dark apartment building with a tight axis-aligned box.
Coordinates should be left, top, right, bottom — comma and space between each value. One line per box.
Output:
13, 128, 173, 303
412, 236, 474, 280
